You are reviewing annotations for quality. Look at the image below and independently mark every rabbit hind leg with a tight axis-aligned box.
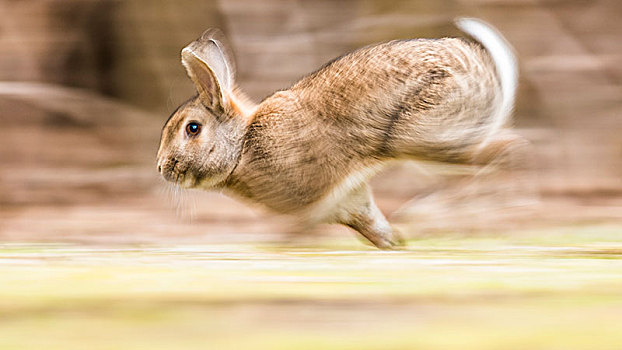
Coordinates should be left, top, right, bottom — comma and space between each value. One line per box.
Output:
437, 130, 537, 208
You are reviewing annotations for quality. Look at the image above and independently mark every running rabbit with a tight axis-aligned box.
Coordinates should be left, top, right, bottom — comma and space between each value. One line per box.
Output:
157, 18, 522, 249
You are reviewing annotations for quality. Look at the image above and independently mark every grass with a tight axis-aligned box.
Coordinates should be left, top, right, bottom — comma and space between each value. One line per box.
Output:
0, 224, 621, 350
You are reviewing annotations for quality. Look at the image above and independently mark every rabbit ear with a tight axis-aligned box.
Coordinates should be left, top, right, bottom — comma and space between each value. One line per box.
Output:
181, 29, 235, 112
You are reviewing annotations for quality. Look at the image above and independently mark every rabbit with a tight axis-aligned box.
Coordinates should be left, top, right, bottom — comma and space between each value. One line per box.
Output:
157, 18, 523, 249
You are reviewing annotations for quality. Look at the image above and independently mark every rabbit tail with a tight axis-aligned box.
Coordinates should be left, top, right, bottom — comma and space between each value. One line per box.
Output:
455, 18, 518, 148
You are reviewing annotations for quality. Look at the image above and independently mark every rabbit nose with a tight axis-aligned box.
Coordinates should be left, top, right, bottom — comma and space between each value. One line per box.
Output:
157, 163, 162, 173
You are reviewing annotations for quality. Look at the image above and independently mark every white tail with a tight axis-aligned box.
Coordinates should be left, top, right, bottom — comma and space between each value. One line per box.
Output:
455, 17, 518, 147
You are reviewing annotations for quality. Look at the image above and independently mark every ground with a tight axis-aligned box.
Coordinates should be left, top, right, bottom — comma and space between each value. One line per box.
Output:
1, 224, 621, 350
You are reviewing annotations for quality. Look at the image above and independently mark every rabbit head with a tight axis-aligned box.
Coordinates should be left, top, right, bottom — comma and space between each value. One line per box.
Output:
157, 29, 253, 188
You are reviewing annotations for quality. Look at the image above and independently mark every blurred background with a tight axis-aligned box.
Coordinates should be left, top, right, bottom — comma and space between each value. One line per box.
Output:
1, 1, 621, 349
0, 0, 620, 242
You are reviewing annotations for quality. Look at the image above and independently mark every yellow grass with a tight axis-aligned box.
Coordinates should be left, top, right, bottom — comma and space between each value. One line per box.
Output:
1, 224, 621, 350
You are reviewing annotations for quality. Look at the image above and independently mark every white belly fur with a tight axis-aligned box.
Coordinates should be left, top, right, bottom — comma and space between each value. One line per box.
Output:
303, 162, 387, 224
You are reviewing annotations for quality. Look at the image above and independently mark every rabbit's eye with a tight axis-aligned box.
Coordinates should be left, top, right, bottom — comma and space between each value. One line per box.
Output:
185, 122, 201, 136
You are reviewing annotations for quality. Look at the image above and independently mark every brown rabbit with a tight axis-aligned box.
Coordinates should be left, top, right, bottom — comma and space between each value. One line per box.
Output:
157, 18, 522, 249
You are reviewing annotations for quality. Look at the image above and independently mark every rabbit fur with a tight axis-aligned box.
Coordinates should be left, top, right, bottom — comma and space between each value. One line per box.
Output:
157, 18, 521, 249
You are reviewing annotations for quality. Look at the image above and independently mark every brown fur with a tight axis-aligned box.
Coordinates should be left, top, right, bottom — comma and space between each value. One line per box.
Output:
157, 22, 522, 249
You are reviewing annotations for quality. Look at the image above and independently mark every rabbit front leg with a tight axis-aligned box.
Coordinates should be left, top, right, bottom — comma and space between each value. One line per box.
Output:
334, 184, 404, 249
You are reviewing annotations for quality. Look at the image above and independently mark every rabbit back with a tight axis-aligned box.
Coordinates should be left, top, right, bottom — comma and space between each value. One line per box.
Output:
293, 38, 502, 160
227, 38, 504, 216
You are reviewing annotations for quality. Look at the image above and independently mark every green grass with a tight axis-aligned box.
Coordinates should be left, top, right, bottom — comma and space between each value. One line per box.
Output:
1, 224, 621, 350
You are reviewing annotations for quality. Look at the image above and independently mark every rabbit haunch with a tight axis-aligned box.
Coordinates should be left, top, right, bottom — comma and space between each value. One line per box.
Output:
157, 19, 520, 249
